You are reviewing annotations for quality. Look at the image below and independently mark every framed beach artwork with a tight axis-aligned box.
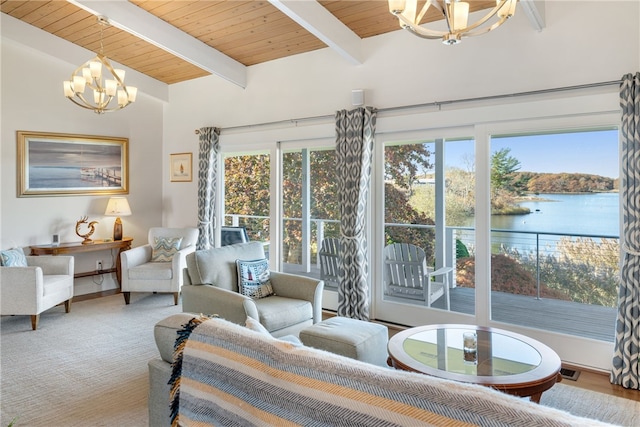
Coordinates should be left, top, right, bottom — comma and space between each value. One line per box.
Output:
17, 131, 128, 197
170, 152, 192, 182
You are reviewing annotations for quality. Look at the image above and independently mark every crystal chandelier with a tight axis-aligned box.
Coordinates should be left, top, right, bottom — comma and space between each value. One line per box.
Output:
63, 16, 137, 114
388, 0, 517, 45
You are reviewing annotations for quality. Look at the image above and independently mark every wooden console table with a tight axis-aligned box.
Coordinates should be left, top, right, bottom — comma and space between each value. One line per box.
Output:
30, 238, 133, 287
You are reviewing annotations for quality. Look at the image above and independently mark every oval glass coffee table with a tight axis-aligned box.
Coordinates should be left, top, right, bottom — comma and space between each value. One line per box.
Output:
387, 324, 562, 403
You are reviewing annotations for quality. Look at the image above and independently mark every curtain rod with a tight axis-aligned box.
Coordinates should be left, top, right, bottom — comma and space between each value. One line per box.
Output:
194, 79, 621, 134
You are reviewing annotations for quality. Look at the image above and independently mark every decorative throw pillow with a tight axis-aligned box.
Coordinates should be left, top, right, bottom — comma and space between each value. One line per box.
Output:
236, 258, 274, 299
151, 237, 183, 262
0, 247, 28, 267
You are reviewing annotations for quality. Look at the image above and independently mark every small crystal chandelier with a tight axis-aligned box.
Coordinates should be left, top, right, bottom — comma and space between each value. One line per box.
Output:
63, 16, 137, 114
388, 0, 517, 45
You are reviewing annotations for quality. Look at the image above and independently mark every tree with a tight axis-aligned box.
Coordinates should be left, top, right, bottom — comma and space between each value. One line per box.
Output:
491, 148, 521, 192
224, 155, 270, 242
225, 146, 438, 263
385, 143, 432, 194
385, 183, 435, 261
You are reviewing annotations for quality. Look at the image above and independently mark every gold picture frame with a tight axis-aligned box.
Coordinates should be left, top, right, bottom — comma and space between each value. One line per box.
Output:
17, 130, 129, 197
170, 152, 193, 182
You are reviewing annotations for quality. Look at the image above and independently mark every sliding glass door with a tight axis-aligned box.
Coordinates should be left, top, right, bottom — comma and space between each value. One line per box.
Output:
223, 151, 271, 252
488, 128, 619, 342
375, 133, 476, 324
218, 101, 621, 370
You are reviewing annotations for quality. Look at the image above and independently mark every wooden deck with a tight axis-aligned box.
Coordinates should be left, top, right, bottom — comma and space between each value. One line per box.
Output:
284, 264, 617, 343
432, 287, 616, 342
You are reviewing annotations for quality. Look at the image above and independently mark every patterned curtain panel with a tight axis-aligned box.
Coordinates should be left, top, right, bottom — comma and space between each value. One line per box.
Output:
196, 127, 221, 250
335, 107, 376, 320
611, 72, 640, 389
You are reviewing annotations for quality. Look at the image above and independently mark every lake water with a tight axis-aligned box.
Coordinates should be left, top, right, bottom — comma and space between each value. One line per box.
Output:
29, 166, 121, 188
460, 193, 620, 253
494, 193, 619, 237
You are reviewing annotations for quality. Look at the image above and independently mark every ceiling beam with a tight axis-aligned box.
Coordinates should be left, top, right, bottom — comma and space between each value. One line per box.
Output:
1, 13, 169, 103
269, 0, 362, 65
69, 0, 247, 88
520, 0, 546, 32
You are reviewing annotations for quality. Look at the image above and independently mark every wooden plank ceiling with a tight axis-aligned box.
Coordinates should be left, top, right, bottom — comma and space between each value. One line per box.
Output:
1, 0, 496, 85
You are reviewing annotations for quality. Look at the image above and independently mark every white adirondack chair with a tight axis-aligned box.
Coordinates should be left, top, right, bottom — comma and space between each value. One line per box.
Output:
319, 237, 341, 290
383, 243, 451, 309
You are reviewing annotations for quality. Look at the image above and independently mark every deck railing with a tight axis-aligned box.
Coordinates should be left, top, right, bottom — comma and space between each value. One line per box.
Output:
225, 214, 620, 307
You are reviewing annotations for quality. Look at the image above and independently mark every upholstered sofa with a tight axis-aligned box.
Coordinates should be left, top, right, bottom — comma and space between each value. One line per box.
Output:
181, 242, 323, 337
148, 313, 613, 427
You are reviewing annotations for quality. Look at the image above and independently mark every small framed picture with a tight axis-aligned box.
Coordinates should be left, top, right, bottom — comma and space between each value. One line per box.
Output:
170, 153, 192, 182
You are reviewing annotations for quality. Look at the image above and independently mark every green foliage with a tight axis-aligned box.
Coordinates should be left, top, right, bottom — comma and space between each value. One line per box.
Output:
491, 147, 521, 192
456, 239, 469, 258
521, 172, 615, 193
385, 143, 432, 193
505, 238, 619, 307
409, 167, 475, 226
281, 150, 341, 263
224, 154, 270, 241
385, 183, 435, 261
456, 254, 570, 299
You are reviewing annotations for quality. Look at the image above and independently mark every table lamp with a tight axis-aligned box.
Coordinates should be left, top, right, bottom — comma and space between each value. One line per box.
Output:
104, 197, 132, 241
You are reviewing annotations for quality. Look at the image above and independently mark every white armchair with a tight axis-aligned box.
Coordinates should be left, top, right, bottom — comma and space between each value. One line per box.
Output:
0, 254, 74, 330
120, 227, 199, 305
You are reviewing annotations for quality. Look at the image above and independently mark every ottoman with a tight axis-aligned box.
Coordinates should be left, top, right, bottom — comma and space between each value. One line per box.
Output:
299, 316, 389, 367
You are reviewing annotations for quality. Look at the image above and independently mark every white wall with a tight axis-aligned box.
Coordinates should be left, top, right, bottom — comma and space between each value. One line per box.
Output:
1, 22, 165, 295
163, 1, 639, 226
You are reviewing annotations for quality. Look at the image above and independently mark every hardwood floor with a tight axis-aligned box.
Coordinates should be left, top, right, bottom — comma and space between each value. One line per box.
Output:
562, 365, 640, 402
74, 288, 120, 302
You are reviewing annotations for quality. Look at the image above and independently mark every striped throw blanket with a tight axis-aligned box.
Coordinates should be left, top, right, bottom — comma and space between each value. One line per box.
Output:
169, 317, 614, 427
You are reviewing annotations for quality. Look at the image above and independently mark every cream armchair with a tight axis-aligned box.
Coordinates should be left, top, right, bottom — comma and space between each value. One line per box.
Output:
0, 254, 74, 330
121, 227, 199, 305
182, 242, 324, 338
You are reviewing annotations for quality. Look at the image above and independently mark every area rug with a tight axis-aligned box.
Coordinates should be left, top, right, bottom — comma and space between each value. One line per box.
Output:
540, 383, 639, 426
1, 294, 638, 426
1, 293, 181, 427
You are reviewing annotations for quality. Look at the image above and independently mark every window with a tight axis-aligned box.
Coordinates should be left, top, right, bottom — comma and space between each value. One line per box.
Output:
280, 147, 339, 282
380, 137, 476, 315
223, 152, 271, 249
489, 129, 619, 342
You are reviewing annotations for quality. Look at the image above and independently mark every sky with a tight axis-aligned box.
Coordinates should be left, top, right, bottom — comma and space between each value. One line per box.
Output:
444, 129, 619, 179
28, 141, 122, 168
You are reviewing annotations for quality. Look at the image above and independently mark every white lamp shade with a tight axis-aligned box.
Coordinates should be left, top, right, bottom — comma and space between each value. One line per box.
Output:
63, 81, 74, 97
127, 86, 138, 102
105, 79, 117, 96
105, 197, 132, 216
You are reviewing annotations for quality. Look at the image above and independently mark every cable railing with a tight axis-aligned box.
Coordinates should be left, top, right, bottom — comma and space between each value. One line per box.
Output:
225, 214, 620, 307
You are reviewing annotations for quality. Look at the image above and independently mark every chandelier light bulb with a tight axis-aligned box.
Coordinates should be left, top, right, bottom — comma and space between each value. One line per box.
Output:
451, 1, 469, 32
117, 89, 128, 106
105, 79, 117, 96
114, 69, 125, 82
126, 86, 138, 102
72, 75, 86, 93
89, 60, 102, 78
